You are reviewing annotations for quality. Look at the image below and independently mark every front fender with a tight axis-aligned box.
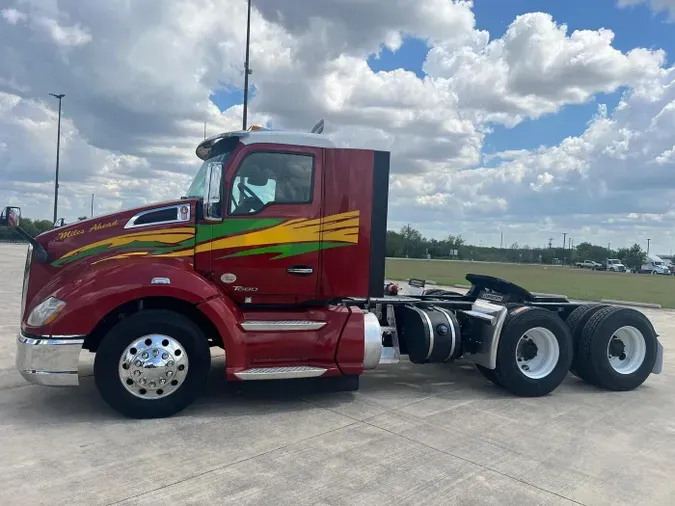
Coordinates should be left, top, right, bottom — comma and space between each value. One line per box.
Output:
24, 258, 221, 336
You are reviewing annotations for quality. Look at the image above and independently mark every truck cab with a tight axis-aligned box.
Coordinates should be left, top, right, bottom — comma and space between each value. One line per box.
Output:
639, 254, 670, 275
7, 127, 391, 418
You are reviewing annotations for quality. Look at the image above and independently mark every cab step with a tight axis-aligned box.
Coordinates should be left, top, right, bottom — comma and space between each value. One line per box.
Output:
234, 366, 328, 380
241, 321, 326, 331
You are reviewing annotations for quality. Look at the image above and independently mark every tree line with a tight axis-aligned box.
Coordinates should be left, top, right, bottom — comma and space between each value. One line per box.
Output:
0, 218, 651, 271
387, 226, 650, 270
0, 217, 54, 242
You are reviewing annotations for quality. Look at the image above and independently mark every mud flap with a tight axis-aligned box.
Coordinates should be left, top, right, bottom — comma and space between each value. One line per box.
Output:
653, 339, 664, 374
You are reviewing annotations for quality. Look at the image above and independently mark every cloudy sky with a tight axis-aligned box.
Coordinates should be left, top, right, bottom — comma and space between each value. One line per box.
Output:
2, 0, 675, 253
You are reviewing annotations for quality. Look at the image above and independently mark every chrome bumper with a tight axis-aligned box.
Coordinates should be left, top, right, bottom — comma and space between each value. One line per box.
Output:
16, 333, 84, 386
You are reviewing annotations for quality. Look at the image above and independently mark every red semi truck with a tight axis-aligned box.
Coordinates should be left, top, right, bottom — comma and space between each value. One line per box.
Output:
1, 127, 664, 418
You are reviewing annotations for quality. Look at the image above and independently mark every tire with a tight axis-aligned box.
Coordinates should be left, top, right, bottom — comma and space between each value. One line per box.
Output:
94, 309, 211, 419
492, 306, 573, 397
565, 304, 609, 382
576, 306, 658, 391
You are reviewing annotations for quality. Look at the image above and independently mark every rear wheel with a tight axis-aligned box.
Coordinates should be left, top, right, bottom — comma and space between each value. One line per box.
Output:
94, 309, 211, 419
565, 304, 609, 382
577, 306, 657, 391
492, 306, 573, 397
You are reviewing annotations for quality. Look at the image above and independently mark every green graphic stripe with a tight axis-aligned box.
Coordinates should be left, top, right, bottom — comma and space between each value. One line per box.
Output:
196, 218, 284, 244
52, 238, 195, 267
219, 241, 352, 260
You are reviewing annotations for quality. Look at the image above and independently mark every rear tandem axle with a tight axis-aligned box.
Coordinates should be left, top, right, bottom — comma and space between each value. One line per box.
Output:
348, 273, 664, 398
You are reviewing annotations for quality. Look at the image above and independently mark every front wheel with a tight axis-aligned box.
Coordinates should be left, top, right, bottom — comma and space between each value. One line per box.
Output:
94, 309, 211, 419
492, 306, 573, 397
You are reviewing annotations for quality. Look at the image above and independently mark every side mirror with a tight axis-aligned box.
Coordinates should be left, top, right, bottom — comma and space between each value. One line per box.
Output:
203, 162, 223, 222
0, 206, 21, 227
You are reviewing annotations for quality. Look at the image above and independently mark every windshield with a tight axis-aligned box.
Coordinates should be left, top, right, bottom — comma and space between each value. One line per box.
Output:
185, 138, 238, 198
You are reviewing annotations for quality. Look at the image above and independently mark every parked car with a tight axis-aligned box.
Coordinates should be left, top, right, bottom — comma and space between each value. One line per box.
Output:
575, 260, 601, 269
599, 259, 626, 272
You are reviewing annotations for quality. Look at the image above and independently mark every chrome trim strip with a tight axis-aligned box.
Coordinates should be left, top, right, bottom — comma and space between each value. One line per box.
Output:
234, 366, 327, 380
435, 307, 458, 362
123, 205, 190, 230
241, 321, 326, 331
19, 335, 85, 345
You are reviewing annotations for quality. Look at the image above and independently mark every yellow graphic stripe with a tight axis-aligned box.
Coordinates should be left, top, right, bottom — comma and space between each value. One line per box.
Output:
198, 211, 359, 254
91, 249, 194, 265
91, 251, 150, 265
61, 227, 195, 260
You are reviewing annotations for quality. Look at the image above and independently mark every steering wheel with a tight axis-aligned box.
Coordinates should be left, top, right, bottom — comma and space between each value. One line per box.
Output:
234, 182, 265, 214
465, 273, 534, 301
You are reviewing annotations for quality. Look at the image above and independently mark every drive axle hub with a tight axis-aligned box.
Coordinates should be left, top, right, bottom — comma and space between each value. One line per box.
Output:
118, 334, 189, 399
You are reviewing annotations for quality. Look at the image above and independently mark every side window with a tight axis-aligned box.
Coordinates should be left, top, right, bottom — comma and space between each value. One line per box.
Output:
229, 152, 314, 216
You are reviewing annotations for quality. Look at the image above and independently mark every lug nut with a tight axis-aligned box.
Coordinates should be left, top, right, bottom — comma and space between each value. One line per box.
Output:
166, 371, 173, 378
162, 353, 169, 360
135, 360, 142, 367
167, 360, 174, 367
139, 378, 147, 385
159, 378, 166, 385
142, 352, 149, 359
133, 370, 141, 377
153, 349, 159, 357
149, 381, 156, 388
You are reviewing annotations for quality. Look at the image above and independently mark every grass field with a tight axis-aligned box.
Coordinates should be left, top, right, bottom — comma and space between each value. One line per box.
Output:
386, 258, 675, 308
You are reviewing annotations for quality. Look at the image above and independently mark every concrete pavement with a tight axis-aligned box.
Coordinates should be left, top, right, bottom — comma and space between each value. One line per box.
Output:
1, 243, 675, 505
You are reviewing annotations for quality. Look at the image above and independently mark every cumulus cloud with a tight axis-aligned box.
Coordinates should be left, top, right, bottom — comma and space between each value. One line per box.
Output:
617, 0, 675, 20
1, 0, 674, 251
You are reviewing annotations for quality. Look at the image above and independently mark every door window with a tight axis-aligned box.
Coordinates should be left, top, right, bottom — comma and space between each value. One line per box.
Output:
229, 152, 314, 216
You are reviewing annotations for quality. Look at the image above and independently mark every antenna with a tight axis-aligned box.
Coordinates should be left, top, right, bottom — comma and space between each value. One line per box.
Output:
310, 119, 324, 134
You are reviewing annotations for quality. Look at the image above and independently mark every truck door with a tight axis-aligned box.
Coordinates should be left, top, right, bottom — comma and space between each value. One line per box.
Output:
211, 144, 323, 305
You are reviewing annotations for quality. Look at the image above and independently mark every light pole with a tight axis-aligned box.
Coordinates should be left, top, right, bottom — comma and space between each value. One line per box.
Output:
242, 0, 253, 130
50, 93, 65, 224
647, 238, 651, 254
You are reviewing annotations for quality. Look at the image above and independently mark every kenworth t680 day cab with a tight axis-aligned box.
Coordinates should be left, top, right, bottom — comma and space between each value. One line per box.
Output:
1, 127, 664, 418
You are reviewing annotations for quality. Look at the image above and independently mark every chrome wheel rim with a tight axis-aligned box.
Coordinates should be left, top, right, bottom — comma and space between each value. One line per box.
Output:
607, 326, 646, 375
118, 334, 189, 399
515, 327, 560, 380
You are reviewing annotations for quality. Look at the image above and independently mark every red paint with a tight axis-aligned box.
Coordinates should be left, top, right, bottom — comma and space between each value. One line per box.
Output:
212, 143, 324, 305
22, 199, 198, 327
335, 306, 366, 376
26, 258, 219, 336
320, 149, 375, 299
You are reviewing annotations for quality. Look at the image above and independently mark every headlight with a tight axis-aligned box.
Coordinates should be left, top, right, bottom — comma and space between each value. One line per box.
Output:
27, 297, 66, 327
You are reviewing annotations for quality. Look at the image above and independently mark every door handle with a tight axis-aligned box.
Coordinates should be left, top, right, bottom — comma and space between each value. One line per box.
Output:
287, 265, 314, 276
